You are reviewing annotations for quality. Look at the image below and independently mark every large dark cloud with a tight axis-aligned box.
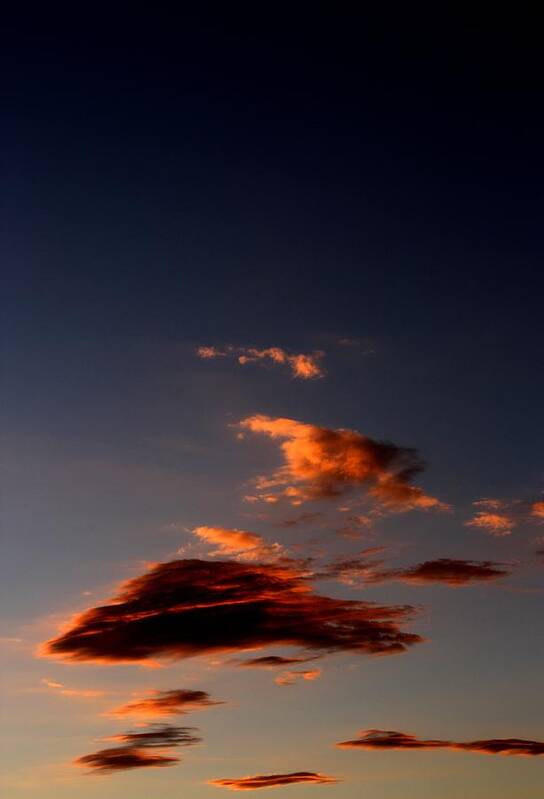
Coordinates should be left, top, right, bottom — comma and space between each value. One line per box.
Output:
322, 557, 511, 587
75, 724, 199, 774
41, 558, 422, 664
209, 772, 339, 790
107, 688, 223, 718
337, 729, 544, 756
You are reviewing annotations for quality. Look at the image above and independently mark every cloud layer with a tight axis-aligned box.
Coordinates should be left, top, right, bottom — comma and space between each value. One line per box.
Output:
337, 729, 544, 756
106, 688, 223, 718
239, 415, 447, 511
41, 558, 422, 664
75, 724, 200, 774
209, 771, 339, 790
197, 346, 325, 379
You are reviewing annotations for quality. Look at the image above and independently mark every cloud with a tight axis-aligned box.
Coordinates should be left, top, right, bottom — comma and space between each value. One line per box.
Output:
75, 724, 199, 774
209, 772, 339, 790
466, 496, 544, 535
105, 725, 201, 747
192, 526, 284, 562
197, 346, 325, 379
238, 415, 447, 511
41, 558, 422, 664
336, 729, 544, 756
465, 512, 514, 536
236, 655, 319, 669
274, 668, 321, 686
321, 557, 511, 587
41, 677, 105, 698
75, 746, 180, 774
106, 688, 223, 718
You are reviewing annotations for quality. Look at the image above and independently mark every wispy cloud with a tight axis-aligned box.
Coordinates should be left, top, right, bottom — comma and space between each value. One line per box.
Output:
41, 677, 105, 698
191, 526, 284, 562
238, 415, 448, 512
197, 346, 325, 379
106, 688, 223, 718
321, 556, 512, 587
337, 729, 544, 756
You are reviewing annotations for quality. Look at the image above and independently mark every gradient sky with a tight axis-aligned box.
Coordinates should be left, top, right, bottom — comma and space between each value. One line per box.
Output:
2, 9, 543, 799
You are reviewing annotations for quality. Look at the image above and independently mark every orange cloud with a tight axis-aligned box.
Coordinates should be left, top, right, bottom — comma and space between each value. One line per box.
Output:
532, 501, 544, 520
197, 346, 325, 379
274, 668, 321, 686
336, 729, 544, 756
106, 688, 223, 718
209, 772, 339, 790
40, 558, 422, 664
465, 512, 514, 536
238, 415, 447, 511
192, 526, 283, 561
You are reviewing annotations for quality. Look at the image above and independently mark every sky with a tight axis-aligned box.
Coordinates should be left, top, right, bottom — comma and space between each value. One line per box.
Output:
1, 9, 543, 799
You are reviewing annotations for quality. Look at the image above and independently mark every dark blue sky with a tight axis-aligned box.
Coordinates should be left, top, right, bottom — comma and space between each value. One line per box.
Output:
1, 13, 543, 798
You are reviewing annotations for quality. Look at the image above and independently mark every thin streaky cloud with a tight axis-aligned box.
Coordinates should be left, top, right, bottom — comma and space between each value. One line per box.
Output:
106, 688, 223, 718
209, 771, 340, 790
337, 729, 544, 756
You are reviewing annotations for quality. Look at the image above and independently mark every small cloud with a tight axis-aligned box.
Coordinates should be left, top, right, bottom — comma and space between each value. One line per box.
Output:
336, 729, 544, 756
106, 688, 223, 719
465, 512, 514, 537
274, 668, 321, 686
191, 526, 284, 562
197, 346, 325, 380
209, 771, 339, 790
235, 655, 319, 669
41, 677, 105, 698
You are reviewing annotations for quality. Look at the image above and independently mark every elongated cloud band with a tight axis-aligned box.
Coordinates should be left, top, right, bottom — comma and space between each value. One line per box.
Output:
239, 415, 447, 511
75, 724, 200, 774
336, 729, 544, 756
41, 558, 422, 664
197, 346, 325, 379
209, 771, 339, 790
106, 688, 223, 718
322, 557, 511, 587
